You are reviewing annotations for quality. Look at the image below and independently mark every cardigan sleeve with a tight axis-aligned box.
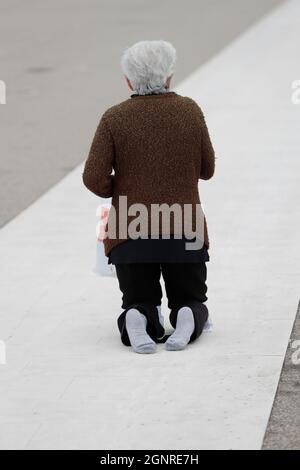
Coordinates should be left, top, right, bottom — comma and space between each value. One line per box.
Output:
199, 108, 215, 180
82, 115, 115, 198
188, 98, 215, 181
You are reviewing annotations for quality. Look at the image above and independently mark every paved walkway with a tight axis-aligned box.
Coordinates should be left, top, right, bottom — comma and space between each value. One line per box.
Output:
0, 0, 299, 450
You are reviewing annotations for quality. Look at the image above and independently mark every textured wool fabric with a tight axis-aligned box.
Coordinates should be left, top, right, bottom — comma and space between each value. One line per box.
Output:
82, 91, 215, 256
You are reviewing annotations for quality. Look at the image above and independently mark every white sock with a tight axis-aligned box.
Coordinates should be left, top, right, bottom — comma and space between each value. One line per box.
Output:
156, 305, 164, 328
165, 306, 195, 351
125, 308, 156, 354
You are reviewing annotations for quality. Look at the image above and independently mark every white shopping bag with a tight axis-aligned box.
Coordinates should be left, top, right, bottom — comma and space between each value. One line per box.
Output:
93, 203, 116, 278
93, 239, 116, 277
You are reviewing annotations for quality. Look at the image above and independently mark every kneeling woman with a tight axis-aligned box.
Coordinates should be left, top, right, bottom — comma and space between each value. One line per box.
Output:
83, 40, 215, 353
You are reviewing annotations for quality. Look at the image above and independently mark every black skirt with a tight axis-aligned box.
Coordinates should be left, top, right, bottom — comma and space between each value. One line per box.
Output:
108, 235, 209, 264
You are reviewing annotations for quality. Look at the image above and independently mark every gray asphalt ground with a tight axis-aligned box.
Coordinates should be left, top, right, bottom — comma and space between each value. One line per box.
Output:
0, 0, 283, 227
263, 301, 300, 450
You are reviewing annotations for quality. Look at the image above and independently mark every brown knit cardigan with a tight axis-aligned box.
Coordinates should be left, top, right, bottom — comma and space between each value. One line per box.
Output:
82, 91, 215, 256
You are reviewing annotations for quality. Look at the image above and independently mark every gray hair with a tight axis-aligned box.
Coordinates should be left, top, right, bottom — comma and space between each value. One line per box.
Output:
121, 40, 177, 95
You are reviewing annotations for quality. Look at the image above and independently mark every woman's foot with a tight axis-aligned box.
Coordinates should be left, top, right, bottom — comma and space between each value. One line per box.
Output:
125, 308, 157, 354
165, 306, 195, 351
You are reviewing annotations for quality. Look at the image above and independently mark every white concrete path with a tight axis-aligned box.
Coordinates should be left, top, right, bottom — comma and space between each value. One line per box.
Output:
1, 0, 300, 450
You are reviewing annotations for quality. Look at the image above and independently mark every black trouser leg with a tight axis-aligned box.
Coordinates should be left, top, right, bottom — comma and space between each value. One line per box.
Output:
161, 262, 209, 343
161, 262, 207, 309
115, 263, 164, 345
115, 263, 162, 309
115, 262, 209, 346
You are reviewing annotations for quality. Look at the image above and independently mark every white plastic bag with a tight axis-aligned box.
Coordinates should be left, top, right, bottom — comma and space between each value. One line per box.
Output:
93, 203, 116, 278
93, 239, 116, 277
